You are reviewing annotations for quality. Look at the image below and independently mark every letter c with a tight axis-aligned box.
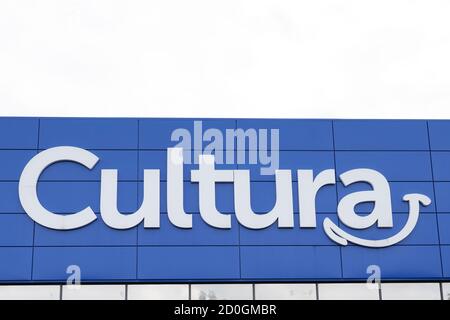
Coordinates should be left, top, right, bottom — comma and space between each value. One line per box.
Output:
18, 146, 98, 230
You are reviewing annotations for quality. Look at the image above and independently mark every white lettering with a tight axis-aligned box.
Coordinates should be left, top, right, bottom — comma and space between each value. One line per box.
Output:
18, 146, 98, 230
17, 146, 432, 248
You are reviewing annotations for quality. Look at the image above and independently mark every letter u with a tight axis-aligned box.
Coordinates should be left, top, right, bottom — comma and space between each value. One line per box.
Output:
233, 170, 294, 229
100, 169, 160, 229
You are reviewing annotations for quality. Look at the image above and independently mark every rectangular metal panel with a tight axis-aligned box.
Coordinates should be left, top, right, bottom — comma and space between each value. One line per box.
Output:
0, 117, 448, 283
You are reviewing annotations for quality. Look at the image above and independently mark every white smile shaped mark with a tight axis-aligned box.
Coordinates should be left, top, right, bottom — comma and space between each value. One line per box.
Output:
323, 193, 431, 248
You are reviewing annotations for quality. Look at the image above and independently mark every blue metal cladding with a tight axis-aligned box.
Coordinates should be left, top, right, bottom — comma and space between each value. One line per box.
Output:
0, 117, 449, 283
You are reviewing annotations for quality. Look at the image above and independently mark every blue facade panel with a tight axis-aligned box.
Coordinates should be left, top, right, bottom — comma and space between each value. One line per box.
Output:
335, 151, 432, 181
0, 117, 448, 283
35, 215, 137, 246
137, 215, 239, 246
333, 120, 429, 151
39, 150, 138, 181
33, 247, 137, 281
139, 119, 236, 150
434, 182, 450, 212
137, 246, 240, 280
240, 246, 342, 279
239, 214, 339, 245
0, 182, 25, 213
0, 215, 34, 246
238, 151, 335, 181
0, 150, 38, 180
428, 121, 450, 151
0, 248, 33, 280
341, 246, 442, 279
39, 118, 138, 149
437, 214, 450, 244
236, 119, 333, 150
432, 152, 450, 181
440, 246, 450, 277
0, 118, 38, 149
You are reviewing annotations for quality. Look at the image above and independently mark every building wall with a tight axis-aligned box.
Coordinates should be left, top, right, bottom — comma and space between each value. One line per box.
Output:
0, 118, 449, 282
0, 283, 448, 300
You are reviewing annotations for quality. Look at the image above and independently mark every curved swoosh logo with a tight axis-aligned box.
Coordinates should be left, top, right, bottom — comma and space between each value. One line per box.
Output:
323, 193, 431, 248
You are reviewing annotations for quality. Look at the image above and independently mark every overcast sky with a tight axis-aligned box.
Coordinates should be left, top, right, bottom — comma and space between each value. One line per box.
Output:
1, 1, 450, 119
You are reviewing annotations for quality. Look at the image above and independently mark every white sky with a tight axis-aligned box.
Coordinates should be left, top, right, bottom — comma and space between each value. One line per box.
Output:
1, 0, 450, 119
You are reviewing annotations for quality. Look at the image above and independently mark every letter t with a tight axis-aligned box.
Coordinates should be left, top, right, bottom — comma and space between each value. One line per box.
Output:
191, 155, 234, 228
